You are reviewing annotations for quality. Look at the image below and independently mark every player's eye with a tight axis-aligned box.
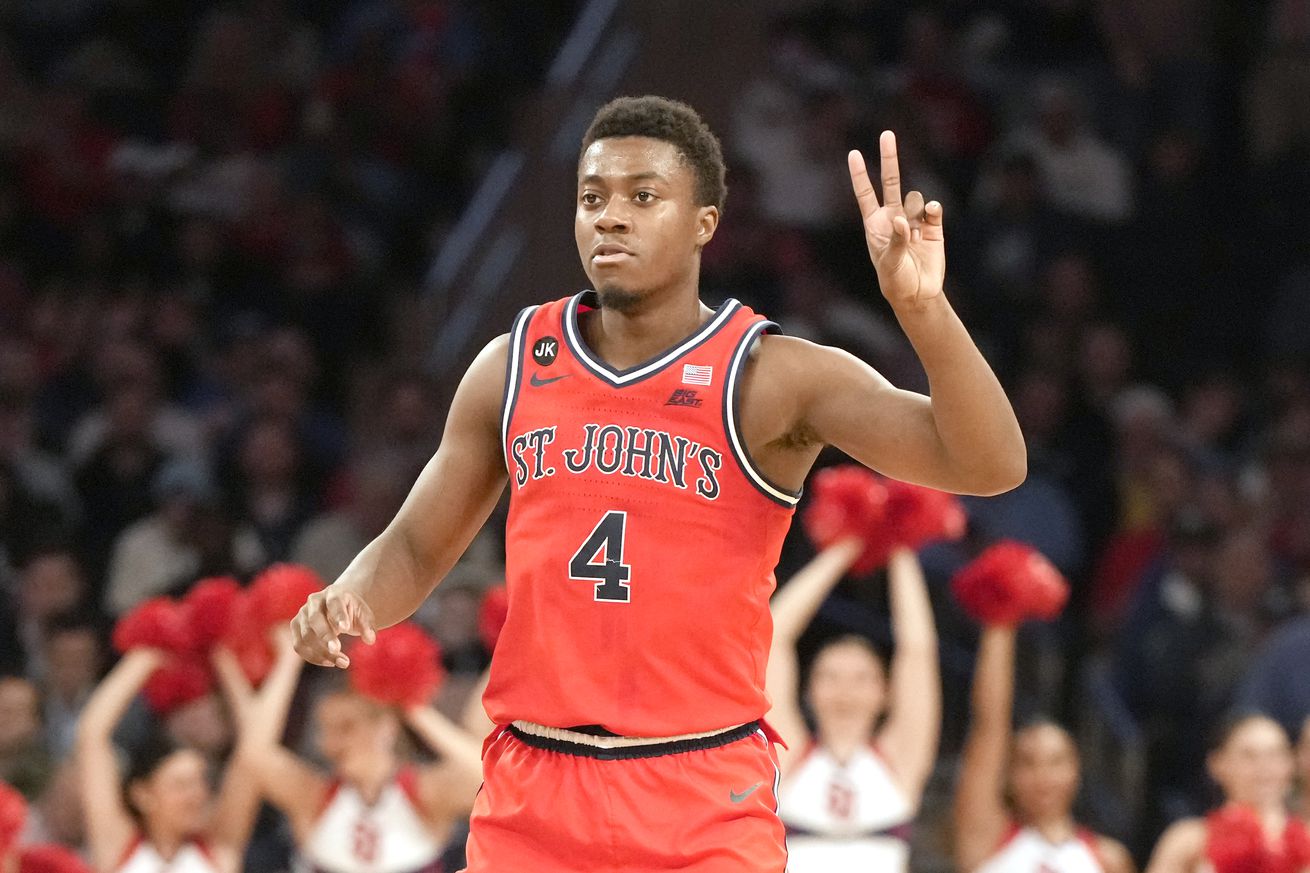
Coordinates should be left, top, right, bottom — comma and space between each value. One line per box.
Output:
634, 191, 656, 203
580, 192, 602, 205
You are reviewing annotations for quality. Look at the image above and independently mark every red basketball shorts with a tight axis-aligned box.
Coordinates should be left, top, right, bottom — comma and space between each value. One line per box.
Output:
460, 721, 788, 872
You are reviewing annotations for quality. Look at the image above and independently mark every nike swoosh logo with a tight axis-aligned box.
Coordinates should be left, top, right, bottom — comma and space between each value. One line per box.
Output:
530, 373, 569, 387
729, 782, 764, 803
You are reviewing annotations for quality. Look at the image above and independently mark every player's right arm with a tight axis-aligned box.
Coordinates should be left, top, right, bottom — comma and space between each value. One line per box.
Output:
953, 625, 1017, 873
75, 648, 164, 872
293, 336, 510, 667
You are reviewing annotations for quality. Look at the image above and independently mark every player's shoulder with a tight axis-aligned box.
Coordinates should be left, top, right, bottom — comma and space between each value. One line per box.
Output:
750, 330, 868, 383
450, 333, 511, 418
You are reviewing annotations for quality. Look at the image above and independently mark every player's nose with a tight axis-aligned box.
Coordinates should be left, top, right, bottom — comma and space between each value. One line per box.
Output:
593, 203, 631, 234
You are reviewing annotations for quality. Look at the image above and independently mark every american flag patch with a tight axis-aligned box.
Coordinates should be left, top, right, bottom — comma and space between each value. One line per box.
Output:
682, 364, 713, 386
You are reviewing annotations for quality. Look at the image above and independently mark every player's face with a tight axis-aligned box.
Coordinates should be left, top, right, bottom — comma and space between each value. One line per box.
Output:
314, 693, 397, 777
1208, 717, 1293, 808
806, 642, 886, 730
1009, 724, 1079, 823
131, 749, 211, 837
575, 136, 718, 309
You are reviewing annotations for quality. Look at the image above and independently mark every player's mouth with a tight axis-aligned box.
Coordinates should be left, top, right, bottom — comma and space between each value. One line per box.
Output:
592, 243, 635, 265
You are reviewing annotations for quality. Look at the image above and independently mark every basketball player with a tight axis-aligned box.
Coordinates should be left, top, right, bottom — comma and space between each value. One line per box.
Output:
954, 625, 1134, 873
75, 650, 259, 873
291, 95, 1026, 872
229, 635, 482, 873
767, 542, 939, 872
1145, 714, 1303, 873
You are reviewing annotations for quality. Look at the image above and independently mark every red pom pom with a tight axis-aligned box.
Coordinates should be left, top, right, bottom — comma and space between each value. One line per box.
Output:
218, 592, 276, 685
883, 479, 967, 552
803, 466, 966, 573
951, 541, 1069, 626
478, 586, 508, 653
230, 632, 276, 686
247, 564, 323, 627
0, 781, 27, 856
1207, 806, 1265, 873
1205, 805, 1310, 873
18, 844, 94, 873
112, 598, 191, 656
183, 577, 242, 650
348, 623, 445, 708
1284, 818, 1310, 873
802, 466, 890, 574
142, 659, 213, 716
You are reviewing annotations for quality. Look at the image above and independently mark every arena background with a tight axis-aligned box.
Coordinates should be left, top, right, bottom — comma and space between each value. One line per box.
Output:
1, 0, 1309, 870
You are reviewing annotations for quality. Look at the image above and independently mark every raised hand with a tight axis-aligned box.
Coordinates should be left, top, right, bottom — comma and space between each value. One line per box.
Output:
290, 587, 376, 668
848, 131, 945, 310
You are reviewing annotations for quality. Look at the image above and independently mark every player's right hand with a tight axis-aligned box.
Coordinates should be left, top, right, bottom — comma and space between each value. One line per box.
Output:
290, 587, 377, 669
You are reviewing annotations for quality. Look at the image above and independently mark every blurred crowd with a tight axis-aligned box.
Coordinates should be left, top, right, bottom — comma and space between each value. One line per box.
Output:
0, 0, 1309, 870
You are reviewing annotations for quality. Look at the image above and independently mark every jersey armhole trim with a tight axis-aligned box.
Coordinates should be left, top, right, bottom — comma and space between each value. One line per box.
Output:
500, 304, 538, 467
723, 320, 803, 508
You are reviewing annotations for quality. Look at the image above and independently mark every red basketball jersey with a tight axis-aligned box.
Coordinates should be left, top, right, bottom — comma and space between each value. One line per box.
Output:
484, 291, 799, 737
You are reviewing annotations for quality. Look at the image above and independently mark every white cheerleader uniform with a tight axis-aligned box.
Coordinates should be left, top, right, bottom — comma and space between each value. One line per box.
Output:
297, 768, 446, 873
115, 837, 220, 873
778, 742, 915, 873
974, 824, 1106, 873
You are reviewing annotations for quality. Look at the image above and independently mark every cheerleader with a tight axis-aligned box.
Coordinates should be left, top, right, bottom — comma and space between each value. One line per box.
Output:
953, 623, 1134, 873
74, 649, 258, 873
766, 540, 940, 873
1145, 714, 1307, 873
231, 624, 482, 873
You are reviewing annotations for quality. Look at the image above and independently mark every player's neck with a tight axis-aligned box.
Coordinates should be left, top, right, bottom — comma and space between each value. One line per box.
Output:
590, 283, 711, 370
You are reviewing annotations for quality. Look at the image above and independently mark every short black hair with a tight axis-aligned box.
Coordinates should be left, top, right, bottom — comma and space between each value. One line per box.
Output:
581, 96, 727, 210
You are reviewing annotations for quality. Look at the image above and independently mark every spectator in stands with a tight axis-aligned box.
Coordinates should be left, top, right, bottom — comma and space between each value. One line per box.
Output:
103, 457, 256, 617
39, 613, 103, 759
1003, 79, 1134, 225
1238, 615, 1310, 740
11, 549, 86, 679
0, 677, 48, 800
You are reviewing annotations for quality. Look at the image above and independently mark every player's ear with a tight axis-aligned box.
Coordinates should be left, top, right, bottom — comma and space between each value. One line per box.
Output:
695, 205, 719, 249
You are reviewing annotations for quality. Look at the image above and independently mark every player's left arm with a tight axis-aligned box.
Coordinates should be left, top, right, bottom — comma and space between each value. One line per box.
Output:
875, 547, 940, 807
785, 132, 1025, 496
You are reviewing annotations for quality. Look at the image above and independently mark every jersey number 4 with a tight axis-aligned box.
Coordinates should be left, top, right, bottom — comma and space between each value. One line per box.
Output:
570, 511, 631, 602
